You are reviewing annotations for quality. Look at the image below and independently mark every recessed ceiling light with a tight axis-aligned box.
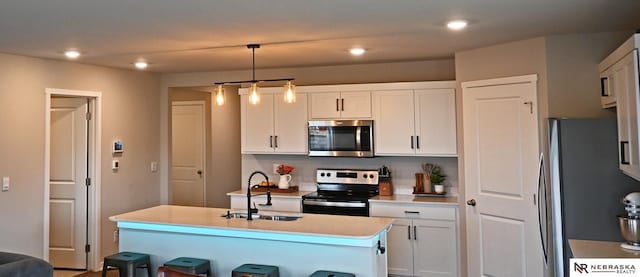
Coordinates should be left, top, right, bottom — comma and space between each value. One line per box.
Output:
447, 20, 468, 31
350, 48, 366, 56
64, 50, 80, 59
134, 61, 148, 70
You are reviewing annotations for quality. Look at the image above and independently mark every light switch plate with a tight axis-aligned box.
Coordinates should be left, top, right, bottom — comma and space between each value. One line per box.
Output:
112, 160, 119, 170
2, 177, 9, 192
150, 161, 158, 172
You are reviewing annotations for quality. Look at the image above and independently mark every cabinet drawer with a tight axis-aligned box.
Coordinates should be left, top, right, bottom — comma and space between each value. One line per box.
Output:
370, 202, 456, 221
230, 195, 302, 213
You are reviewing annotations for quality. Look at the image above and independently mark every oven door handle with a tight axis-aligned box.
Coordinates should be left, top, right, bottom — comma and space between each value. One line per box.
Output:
302, 199, 367, 208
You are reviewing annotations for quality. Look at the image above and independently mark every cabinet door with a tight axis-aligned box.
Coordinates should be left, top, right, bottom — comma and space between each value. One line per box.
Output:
241, 94, 275, 153
615, 50, 640, 180
340, 91, 372, 118
309, 92, 341, 119
415, 89, 457, 156
274, 93, 308, 154
600, 67, 616, 108
387, 218, 414, 276
373, 90, 416, 155
413, 219, 458, 277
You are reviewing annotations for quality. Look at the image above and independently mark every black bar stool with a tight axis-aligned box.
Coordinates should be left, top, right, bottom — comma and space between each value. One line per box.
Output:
309, 270, 355, 277
163, 257, 211, 276
102, 252, 152, 277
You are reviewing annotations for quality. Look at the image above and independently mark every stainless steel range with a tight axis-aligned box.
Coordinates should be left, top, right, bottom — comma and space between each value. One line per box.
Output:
302, 168, 379, 216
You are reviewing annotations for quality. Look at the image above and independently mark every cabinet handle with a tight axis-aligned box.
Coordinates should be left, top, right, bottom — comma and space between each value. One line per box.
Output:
274, 136, 278, 148
404, 211, 420, 214
269, 136, 273, 148
621, 141, 630, 165
600, 77, 609, 97
410, 136, 414, 149
407, 226, 411, 240
416, 136, 420, 149
336, 99, 340, 111
414, 226, 417, 240
341, 98, 345, 111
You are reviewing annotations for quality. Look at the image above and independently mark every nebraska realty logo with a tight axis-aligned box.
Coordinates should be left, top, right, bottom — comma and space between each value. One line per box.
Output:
570, 259, 640, 276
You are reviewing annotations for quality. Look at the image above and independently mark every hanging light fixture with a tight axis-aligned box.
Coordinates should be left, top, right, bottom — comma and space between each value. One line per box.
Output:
284, 81, 296, 103
215, 84, 225, 106
214, 44, 295, 105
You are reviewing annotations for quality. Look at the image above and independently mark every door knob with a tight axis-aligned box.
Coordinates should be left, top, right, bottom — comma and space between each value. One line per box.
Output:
466, 199, 476, 206
197, 170, 203, 176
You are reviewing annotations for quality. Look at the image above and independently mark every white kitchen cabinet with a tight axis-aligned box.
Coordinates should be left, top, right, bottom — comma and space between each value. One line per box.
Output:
229, 194, 302, 213
373, 88, 457, 156
600, 34, 640, 181
309, 91, 371, 119
614, 50, 640, 180
241, 89, 308, 154
370, 201, 459, 277
600, 67, 615, 108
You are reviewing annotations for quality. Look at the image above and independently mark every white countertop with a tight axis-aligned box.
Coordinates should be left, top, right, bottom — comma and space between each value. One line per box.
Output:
110, 205, 393, 239
228, 190, 459, 206
226, 189, 313, 198
371, 194, 459, 206
569, 239, 640, 258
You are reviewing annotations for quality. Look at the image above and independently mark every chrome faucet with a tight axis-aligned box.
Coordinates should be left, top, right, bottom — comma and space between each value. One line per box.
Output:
247, 171, 272, 220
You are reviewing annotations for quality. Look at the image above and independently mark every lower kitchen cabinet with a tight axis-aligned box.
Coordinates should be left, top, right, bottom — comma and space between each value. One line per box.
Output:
371, 201, 459, 277
228, 193, 302, 213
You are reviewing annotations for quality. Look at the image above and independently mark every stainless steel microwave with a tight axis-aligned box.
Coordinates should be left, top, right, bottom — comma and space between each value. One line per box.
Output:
308, 120, 374, 157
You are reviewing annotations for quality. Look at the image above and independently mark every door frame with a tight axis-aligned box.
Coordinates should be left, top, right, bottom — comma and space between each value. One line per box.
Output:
44, 88, 102, 271
170, 100, 207, 205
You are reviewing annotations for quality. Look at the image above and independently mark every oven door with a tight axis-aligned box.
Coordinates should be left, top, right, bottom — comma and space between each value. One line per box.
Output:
308, 120, 373, 157
302, 199, 369, 216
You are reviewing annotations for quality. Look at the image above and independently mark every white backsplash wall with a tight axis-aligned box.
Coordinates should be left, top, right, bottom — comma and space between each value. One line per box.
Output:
242, 155, 459, 196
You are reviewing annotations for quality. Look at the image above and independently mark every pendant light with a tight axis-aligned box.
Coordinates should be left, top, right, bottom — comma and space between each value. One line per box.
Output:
249, 82, 260, 105
284, 81, 296, 103
215, 84, 225, 106
214, 44, 295, 106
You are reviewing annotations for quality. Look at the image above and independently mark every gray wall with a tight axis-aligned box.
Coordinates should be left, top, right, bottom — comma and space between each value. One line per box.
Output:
545, 31, 631, 118
169, 87, 241, 208
0, 52, 161, 261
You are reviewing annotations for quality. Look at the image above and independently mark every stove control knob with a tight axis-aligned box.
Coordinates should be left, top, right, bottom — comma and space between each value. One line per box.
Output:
363, 174, 367, 178
369, 174, 375, 179
327, 173, 331, 177
320, 173, 325, 177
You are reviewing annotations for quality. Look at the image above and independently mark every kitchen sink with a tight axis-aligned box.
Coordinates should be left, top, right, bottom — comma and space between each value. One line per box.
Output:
222, 212, 302, 221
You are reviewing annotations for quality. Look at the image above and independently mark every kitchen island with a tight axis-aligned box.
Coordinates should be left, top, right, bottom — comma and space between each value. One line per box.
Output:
109, 205, 392, 276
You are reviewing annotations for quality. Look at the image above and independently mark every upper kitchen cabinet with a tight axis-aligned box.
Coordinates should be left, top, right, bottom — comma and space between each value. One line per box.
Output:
240, 87, 308, 154
309, 91, 372, 119
373, 81, 457, 157
599, 34, 640, 180
600, 66, 615, 108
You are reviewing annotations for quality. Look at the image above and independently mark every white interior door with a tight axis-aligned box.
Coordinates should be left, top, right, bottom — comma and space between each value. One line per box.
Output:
171, 101, 205, 206
463, 75, 542, 276
49, 97, 88, 269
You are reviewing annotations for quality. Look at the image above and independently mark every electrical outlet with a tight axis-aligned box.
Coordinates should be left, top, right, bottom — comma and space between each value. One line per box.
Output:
2, 177, 9, 192
113, 229, 119, 242
150, 161, 158, 172
273, 164, 280, 175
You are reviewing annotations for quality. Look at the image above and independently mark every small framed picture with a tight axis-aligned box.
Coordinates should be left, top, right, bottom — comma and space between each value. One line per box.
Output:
113, 140, 124, 153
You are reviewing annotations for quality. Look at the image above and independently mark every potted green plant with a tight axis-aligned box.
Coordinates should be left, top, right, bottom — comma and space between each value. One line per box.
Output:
423, 163, 446, 194
430, 166, 446, 194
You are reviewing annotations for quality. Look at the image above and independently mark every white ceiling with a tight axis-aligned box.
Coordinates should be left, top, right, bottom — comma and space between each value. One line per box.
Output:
1, 0, 638, 73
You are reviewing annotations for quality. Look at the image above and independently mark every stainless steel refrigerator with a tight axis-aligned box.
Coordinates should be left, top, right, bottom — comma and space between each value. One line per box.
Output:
547, 118, 640, 277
